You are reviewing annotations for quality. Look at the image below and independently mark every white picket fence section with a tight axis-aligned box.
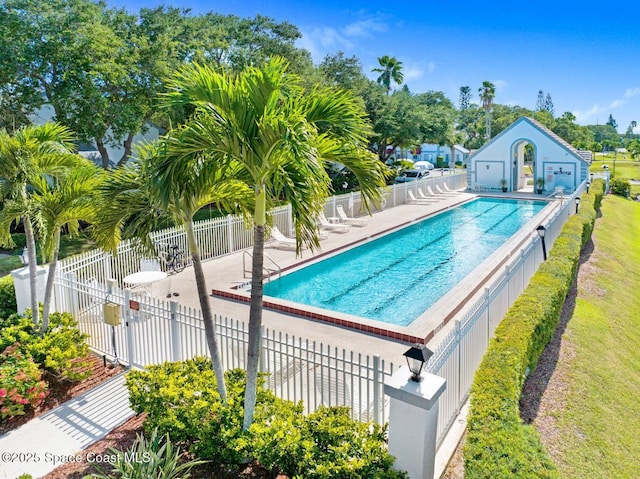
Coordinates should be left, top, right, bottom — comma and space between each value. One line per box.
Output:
53, 273, 394, 424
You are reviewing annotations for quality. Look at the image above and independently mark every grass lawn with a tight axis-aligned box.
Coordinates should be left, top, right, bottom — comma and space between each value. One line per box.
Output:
547, 195, 640, 478
0, 231, 97, 277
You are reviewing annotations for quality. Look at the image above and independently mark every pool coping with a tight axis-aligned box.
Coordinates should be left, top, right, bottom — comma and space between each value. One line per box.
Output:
211, 195, 559, 344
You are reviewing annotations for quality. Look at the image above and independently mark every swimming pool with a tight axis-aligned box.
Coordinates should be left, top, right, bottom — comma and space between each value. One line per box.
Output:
263, 198, 546, 327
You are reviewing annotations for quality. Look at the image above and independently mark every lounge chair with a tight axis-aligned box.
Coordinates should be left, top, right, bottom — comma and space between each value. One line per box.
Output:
426, 185, 444, 197
269, 226, 297, 249
407, 190, 436, 205
417, 188, 441, 201
318, 213, 350, 233
435, 184, 459, 196
336, 204, 368, 227
442, 183, 461, 193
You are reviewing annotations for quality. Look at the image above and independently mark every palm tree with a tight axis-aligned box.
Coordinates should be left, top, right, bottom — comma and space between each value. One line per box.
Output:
0, 123, 78, 327
93, 144, 252, 402
36, 162, 103, 332
161, 57, 388, 430
372, 55, 404, 94
479, 81, 496, 140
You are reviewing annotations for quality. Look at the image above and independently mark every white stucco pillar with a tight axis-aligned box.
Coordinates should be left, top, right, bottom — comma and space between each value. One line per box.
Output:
384, 366, 446, 479
10, 265, 48, 314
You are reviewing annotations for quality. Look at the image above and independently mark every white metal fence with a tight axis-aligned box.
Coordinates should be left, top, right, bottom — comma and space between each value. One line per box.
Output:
51, 171, 586, 439
425, 184, 585, 447
53, 273, 394, 423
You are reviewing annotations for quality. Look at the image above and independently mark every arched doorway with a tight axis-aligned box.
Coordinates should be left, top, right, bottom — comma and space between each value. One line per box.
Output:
511, 139, 536, 191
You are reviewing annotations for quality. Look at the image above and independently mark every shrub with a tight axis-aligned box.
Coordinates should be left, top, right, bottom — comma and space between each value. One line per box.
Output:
463, 187, 599, 478
127, 359, 408, 478
0, 312, 91, 381
610, 177, 631, 197
0, 343, 48, 418
127, 360, 261, 465
92, 428, 206, 479
0, 275, 17, 321
251, 406, 406, 479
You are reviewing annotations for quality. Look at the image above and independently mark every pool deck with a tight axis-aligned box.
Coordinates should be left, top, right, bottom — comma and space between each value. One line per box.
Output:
144, 189, 560, 360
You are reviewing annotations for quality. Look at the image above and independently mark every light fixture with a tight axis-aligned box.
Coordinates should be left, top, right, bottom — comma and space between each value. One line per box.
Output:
586, 181, 591, 193
19, 247, 29, 266
536, 225, 547, 261
575, 196, 581, 214
403, 344, 434, 382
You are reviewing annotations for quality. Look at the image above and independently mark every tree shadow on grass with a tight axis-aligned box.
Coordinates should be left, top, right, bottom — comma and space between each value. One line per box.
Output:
519, 238, 595, 424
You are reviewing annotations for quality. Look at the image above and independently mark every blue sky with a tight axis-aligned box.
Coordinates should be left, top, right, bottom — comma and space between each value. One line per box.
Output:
114, 0, 640, 133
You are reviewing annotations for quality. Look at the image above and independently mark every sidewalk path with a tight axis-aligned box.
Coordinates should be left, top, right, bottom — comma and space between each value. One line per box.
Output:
0, 372, 134, 479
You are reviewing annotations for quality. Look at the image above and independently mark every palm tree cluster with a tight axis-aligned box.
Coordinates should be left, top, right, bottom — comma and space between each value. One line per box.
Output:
0, 124, 103, 332
0, 57, 387, 430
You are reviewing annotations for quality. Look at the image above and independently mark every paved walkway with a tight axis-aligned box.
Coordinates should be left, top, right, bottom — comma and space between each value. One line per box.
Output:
0, 373, 134, 479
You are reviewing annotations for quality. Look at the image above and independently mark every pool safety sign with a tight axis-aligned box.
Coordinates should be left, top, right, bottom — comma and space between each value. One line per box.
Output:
545, 163, 576, 192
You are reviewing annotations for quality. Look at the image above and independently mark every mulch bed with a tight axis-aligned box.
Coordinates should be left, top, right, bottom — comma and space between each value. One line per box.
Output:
41, 413, 278, 478
0, 353, 125, 436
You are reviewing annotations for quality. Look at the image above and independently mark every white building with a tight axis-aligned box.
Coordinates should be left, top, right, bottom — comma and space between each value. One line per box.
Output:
466, 117, 590, 194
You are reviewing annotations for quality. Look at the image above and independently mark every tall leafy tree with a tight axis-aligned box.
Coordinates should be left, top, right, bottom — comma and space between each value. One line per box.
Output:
0, 123, 78, 327
160, 58, 387, 429
319, 51, 367, 91
544, 93, 554, 116
479, 81, 496, 139
459, 86, 472, 110
535, 90, 545, 111
606, 114, 618, 131
372, 55, 404, 94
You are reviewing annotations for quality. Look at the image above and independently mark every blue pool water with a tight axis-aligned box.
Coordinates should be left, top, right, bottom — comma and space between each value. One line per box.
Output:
264, 198, 546, 326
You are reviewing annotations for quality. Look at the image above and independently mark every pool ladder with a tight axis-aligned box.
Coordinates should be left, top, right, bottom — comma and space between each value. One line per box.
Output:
243, 250, 282, 282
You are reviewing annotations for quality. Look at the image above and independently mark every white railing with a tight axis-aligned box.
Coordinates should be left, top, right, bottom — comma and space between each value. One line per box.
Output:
424, 184, 584, 448
52, 274, 395, 424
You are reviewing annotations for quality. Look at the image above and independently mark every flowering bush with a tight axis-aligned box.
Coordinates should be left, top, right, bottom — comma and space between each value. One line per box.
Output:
0, 343, 48, 418
0, 311, 90, 381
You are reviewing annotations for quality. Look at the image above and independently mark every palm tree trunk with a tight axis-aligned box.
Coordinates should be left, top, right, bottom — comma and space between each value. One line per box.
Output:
243, 189, 266, 430
23, 216, 39, 327
185, 220, 227, 401
41, 229, 60, 334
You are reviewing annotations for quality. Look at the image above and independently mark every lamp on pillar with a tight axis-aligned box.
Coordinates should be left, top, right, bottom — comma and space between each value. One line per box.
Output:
536, 225, 547, 261
575, 196, 581, 214
403, 344, 434, 382
19, 247, 29, 266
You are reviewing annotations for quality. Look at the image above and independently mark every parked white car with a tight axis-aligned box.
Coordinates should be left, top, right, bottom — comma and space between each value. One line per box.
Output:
414, 161, 435, 171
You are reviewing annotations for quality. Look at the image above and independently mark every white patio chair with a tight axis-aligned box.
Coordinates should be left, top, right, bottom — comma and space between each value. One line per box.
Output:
318, 213, 350, 233
336, 204, 367, 227
417, 188, 441, 201
407, 190, 436, 205
268, 226, 297, 249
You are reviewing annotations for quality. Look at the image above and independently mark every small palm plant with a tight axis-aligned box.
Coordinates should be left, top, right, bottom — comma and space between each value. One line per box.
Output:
91, 428, 206, 479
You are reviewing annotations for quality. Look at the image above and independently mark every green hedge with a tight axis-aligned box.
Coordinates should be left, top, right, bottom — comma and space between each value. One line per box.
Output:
463, 180, 604, 478
0, 276, 16, 321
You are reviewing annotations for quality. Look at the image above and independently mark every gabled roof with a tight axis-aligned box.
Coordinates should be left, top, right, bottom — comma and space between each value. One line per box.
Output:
468, 116, 588, 164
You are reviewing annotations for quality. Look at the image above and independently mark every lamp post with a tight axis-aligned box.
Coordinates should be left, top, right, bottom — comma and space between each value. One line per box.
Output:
536, 225, 547, 261
19, 247, 28, 266
586, 181, 591, 193
403, 344, 434, 382
575, 196, 581, 214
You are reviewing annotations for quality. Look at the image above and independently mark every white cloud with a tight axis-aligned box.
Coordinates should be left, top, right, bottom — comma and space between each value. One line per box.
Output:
624, 87, 640, 98
343, 18, 388, 38
573, 104, 605, 124
298, 26, 354, 62
493, 80, 508, 92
